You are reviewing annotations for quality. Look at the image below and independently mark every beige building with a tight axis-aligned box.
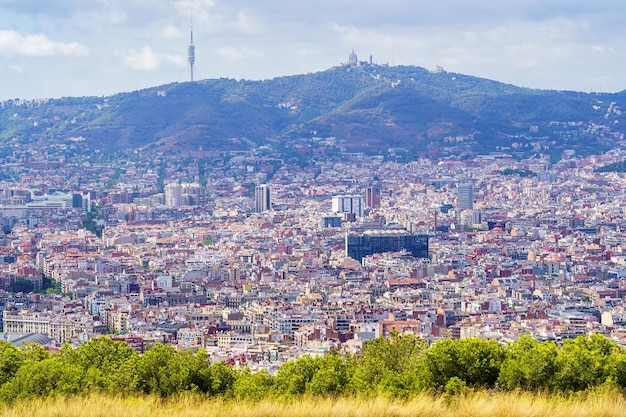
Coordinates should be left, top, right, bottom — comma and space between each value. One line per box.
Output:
2, 309, 86, 343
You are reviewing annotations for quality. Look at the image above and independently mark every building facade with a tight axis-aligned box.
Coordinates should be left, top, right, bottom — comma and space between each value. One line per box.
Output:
346, 230, 429, 262
332, 195, 363, 217
458, 183, 474, 210
365, 186, 381, 208
164, 182, 182, 207
255, 184, 271, 213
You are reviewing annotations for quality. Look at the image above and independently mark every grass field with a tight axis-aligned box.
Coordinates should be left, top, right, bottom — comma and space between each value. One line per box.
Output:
1, 390, 625, 417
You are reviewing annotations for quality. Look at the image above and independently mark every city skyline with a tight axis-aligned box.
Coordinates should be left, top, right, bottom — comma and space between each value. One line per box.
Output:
1, 1, 626, 101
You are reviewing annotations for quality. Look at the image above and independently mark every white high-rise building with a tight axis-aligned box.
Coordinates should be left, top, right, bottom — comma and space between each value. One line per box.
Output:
164, 182, 182, 207
332, 195, 363, 217
255, 184, 271, 213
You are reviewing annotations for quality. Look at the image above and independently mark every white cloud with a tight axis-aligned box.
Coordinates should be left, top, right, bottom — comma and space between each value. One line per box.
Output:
90, 9, 128, 25
164, 54, 186, 66
170, 0, 262, 34
172, 0, 216, 9
9, 65, 24, 74
592, 45, 615, 55
119, 46, 185, 71
120, 47, 158, 71
161, 23, 184, 39
232, 11, 263, 34
330, 23, 420, 50
172, 0, 218, 23
215, 46, 263, 61
0, 30, 89, 57
4, 0, 626, 98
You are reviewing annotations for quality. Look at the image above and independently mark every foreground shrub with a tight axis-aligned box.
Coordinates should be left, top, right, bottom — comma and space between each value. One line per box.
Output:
134, 343, 214, 396
424, 338, 504, 389
350, 332, 428, 396
499, 335, 558, 391
0, 357, 85, 401
0, 334, 624, 402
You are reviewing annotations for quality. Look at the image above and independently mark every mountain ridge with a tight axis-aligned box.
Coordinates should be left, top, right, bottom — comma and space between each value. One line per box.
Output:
1, 64, 625, 159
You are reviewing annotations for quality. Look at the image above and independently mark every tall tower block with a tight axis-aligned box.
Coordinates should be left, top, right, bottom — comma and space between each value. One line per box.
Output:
255, 184, 271, 213
458, 183, 474, 210
188, 20, 195, 82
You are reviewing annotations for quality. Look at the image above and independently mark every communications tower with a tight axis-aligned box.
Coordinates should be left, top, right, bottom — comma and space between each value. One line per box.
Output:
188, 20, 195, 82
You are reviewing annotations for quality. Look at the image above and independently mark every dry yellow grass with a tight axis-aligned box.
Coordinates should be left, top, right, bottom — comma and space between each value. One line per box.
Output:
0, 391, 624, 417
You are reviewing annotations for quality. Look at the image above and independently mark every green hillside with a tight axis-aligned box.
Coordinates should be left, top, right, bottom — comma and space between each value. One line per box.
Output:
1, 64, 625, 158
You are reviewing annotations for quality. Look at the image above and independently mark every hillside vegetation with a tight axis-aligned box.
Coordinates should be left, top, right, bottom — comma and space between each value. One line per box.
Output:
2, 65, 626, 158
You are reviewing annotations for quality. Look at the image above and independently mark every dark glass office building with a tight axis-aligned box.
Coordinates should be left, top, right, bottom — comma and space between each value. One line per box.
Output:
346, 231, 429, 262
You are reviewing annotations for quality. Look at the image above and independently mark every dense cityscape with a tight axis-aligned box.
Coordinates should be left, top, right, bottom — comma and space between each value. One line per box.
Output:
0, 129, 625, 374
6, 2, 626, 415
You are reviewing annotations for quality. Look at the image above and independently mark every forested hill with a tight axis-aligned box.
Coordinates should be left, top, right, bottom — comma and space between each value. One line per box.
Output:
2, 64, 626, 158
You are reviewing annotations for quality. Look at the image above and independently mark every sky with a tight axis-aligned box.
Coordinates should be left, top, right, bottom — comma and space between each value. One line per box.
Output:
1, 0, 626, 101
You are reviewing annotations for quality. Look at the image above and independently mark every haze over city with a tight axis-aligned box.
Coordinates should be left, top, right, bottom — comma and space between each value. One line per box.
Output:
1, 0, 626, 100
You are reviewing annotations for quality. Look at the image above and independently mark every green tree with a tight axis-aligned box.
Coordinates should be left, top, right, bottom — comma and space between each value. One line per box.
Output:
65, 337, 136, 370
83, 205, 102, 238
42, 276, 61, 294
554, 334, 621, 391
307, 353, 353, 396
9, 280, 34, 293
424, 338, 504, 389
62, 337, 138, 393
207, 361, 237, 396
232, 368, 274, 401
499, 335, 558, 391
273, 352, 354, 397
274, 355, 320, 397
610, 350, 626, 388
0, 341, 24, 386
350, 333, 428, 396
0, 357, 85, 401
442, 376, 468, 405
134, 344, 212, 396
19, 343, 51, 363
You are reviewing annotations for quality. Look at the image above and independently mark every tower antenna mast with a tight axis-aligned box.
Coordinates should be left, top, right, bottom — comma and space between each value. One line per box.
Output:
188, 17, 195, 82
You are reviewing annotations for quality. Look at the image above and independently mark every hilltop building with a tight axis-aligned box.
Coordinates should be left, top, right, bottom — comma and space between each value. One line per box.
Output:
348, 49, 358, 66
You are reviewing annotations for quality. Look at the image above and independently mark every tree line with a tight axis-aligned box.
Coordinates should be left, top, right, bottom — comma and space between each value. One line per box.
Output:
0, 333, 625, 402
596, 159, 626, 173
